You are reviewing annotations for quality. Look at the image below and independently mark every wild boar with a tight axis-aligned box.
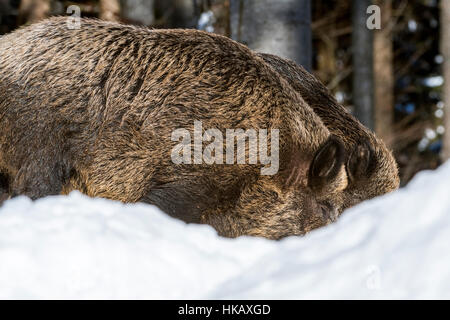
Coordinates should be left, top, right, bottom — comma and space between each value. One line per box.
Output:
1, 17, 360, 239
259, 53, 400, 209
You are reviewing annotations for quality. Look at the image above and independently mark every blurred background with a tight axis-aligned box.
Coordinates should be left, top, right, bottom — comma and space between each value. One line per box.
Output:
0, 0, 449, 186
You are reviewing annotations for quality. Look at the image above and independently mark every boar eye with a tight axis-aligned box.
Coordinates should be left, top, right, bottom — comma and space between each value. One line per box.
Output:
317, 201, 334, 218
320, 201, 333, 211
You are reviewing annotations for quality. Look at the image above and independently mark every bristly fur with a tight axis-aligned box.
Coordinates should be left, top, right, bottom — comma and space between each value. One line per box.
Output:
0, 18, 395, 239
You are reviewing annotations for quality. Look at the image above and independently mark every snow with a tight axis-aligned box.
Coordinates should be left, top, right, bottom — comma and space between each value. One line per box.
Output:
1, 162, 450, 299
197, 11, 215, 33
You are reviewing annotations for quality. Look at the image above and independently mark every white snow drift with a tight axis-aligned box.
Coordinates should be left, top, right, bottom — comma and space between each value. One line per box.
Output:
0, 161, 450, 299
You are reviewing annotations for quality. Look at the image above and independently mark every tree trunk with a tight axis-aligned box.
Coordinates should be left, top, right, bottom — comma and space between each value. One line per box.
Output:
99, 0, 121, 22
155, 0, 196, 28
18, 0, 51, 25
352, 0, 374, 130
441, 0, 450, 161
173, 0, 197, 28
374, 0, 394, 145
0, 0, 13, 34
121, 0, 155, 26
230, 0, 312, 71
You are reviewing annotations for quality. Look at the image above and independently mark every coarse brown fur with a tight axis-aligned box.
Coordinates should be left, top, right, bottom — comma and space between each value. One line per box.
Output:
258, 53, 400, 209
0, 18, 385, 239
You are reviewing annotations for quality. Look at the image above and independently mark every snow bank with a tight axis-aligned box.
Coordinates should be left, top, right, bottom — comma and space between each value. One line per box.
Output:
1, 162, 450, 299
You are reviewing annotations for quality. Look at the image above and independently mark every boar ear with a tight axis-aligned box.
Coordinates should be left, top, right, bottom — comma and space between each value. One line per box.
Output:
308, 136, 345, 192
346, 141, 376, 183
